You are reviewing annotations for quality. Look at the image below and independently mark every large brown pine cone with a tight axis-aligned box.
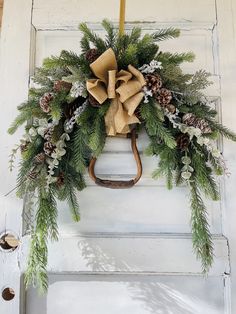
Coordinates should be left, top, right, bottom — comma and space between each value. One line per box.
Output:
145, 74, 162, 95
39, 93, 54, 113
155, 88, 172, 106
176, 133, 190, 150
86, 49, 99, 63
53, 80, 72, 92
182, 113, 211, 133
43, 141, 56, 156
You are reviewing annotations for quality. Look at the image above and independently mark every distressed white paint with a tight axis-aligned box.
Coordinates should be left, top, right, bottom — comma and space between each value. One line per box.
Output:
0, 0, 236, 313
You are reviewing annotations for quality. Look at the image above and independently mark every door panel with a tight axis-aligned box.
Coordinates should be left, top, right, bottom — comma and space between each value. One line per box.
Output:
26, 275, 224, 314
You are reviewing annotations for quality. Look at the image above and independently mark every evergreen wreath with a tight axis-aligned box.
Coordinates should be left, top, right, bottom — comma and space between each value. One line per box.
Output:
8, 20, 236, 292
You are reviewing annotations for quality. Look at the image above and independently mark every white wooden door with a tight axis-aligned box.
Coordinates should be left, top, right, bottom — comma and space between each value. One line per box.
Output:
0, 0, 236, 313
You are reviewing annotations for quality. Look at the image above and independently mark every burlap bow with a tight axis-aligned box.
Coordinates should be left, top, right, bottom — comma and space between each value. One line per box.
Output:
86, 48, 146, 136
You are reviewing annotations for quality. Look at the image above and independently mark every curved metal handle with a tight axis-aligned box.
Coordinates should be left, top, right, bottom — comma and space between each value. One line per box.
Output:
88, 128, 142, 189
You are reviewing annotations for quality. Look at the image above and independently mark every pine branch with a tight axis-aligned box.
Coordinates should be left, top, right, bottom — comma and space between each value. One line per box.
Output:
129, 26, 142, 43
79, 23, 107, 53
137, 34, 159, 65
187, 70, 212, 91
140, 101, 176, 149
80, 36, 91, 53
43, 50, 83, 70
157, 51, 195, 65
191, 151, 220, 201
152, 145, 178, 189
8, 106, 45, 135
50, 91, 67, 121
189, 179, 214, 273
118, 44, 138, 68
89, 114, 106, 157
25, 188, 58, 293
69, 127, 90, 171
159, 63, 192, 89
21, 136, 44, 161
67, 187, 80, 222
25, 232, 48, 293
102, 19, 117, 48
8, 112, 31, 134
180, 102, 217, 119
35, 189, 58, 241
201, 145, 224, 176
152, 28, 180, 42
206, 119, 236, 141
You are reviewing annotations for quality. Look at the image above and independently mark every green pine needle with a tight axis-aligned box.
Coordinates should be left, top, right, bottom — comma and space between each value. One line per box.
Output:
152, 27, 180, 41
206, 119, 236, 141
25, 188, 58, 293
102, 19, 117, 48
189, 180, 214, 273
79, 23, 107, 53
157, 51, 195, 65
141, 101, 176, 149
191, 151, 220, 201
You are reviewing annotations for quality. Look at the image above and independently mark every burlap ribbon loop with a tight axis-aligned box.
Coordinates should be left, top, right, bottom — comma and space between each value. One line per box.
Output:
86, 48, 146, 136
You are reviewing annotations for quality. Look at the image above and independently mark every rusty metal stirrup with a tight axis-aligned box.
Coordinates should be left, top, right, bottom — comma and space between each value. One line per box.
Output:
88, 128, 142, 189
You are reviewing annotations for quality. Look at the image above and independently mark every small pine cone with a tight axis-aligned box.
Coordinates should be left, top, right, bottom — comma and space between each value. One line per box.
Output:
44, 127, 54, 141
43, 141, 56, 156
86, 49, 99, 63
182, 113, 211, 133
195, 119, 212, 133
166, 104, 176, 114
56, 172, 65, 188
53, 80, 72, 92
145, 74, 162, 95
156, 88, 172, 106
88, 93, 100, 108
182, 113, 196, 125
20, 142, 29, 153
39, 92, 54, 113
34, 153, 46, 164
28, 170, 38, 180
176, 133, 190, 150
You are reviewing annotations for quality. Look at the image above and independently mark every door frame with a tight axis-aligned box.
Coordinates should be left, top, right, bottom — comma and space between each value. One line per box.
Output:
0, 1, 236, 313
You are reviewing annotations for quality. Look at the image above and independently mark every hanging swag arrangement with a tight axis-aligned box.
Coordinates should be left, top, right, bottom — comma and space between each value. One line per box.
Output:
8, 20, 236, 291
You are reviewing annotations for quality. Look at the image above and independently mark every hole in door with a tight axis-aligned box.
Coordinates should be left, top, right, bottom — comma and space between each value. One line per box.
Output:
2, 287, 15, 301
0, 232, 19, 252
